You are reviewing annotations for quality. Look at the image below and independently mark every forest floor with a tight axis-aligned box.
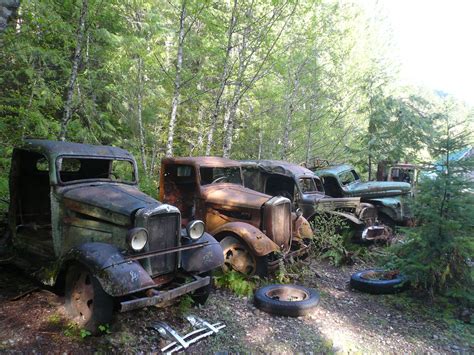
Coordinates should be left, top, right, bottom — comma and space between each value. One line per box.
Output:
0, 257, 473, 353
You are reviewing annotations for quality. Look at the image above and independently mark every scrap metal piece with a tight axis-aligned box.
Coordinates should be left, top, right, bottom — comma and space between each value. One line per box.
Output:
149, 315, 226, 354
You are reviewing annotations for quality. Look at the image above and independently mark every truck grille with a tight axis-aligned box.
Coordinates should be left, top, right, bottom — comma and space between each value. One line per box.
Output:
263, 197, 292, 251
145, 212, 180, 277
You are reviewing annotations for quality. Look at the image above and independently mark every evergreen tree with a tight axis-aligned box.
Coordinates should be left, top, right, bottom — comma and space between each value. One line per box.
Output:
388, 102, 474, 304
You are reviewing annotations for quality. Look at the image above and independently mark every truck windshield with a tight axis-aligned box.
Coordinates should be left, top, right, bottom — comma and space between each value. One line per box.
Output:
57, 157, 136, 184
338, 169, 360, 186
298, 177, 322, 193
200, 167, 243, 185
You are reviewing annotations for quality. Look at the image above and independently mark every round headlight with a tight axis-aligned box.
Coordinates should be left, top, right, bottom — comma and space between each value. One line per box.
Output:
127, 228, 148, 251
186, 220, 205, 240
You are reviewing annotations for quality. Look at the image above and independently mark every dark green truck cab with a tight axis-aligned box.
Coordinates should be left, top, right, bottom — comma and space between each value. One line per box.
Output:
310, 163, 412, 225
2, 140, 223, 332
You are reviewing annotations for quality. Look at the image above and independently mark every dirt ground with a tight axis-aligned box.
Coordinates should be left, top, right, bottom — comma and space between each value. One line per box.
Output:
0, 259, 472, 354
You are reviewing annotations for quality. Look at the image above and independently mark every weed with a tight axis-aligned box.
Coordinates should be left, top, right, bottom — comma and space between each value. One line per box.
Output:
98, 323, 111, 334
47, 313, 62, 327
178, 294, 194, 314
214, 270, 256, 297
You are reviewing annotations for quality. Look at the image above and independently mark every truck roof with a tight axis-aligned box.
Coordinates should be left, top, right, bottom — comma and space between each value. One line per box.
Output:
241, 159, 316, 179
20, 139, 134, 160
312, 163, 354, 176
162, 156, 240, 168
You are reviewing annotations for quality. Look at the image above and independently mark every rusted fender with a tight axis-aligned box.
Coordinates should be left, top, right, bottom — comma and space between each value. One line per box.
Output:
211, 222, 279, 256
292, 215, 313, 240
181, 233, 224, 274
62, 242, 156, 297
309, 210, 364, 225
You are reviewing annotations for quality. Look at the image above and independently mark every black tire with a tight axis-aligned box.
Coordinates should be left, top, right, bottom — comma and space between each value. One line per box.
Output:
65, 264, 114, 334
254, 284, 320, 317
350, 269, 409, 294
191, 271, 212, 305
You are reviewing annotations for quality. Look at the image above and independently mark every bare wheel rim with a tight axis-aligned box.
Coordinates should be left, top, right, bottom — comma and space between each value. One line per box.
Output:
265, 287, 309, 302
221, 241, 257, 275
71, 270, 95, 324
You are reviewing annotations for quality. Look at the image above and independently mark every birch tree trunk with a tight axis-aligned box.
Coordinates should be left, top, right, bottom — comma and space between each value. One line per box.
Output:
59, 0, 88, 141
137, 56, 148, 174
205, 0, 238, 156
281, 76, 298, 160
166, 0, 187, 157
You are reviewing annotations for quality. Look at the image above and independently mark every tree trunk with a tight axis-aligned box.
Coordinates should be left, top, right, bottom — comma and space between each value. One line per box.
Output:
205, 0, 238, 156
166, 0, 187, 157
137, 56, 148, 174
59, 0, 88, 141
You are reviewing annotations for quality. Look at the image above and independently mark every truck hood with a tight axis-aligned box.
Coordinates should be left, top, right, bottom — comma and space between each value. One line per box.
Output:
61, 183, 160, 222
344, 181, 411, 198
200, 183, 270, 209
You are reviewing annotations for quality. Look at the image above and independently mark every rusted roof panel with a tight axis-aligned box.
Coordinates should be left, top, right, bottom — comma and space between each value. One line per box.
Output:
21, 139, 134, 160
162, 156, 240, 168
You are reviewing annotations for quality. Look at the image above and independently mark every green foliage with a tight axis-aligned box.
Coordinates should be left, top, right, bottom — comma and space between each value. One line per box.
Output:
386, 110, 474, 305
214, 270, 256, 297
178, 294, 194, 314
98, 324, 111, 335
310, 214, 353, 266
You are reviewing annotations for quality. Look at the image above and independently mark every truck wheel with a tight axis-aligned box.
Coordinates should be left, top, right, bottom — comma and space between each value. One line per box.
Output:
254, 284, 320, 317
65, 264, 113, 334
220, 236, 268, 277
350, 269, 409, 294
191, 271, 212, 305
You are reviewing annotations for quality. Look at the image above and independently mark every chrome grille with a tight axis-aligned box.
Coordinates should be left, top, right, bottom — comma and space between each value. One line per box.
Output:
146, 213, 180, 277
263, 197, 291, 250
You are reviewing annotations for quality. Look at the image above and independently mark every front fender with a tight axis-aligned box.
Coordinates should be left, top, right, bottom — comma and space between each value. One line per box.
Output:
211, 221, 279, 256
292, 215, 314, 240
62, 242, 155, 297
181, 233, 224, 274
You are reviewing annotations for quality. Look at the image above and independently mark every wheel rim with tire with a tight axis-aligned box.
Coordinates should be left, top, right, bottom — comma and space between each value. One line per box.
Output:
254, 284, 320, 317
220, 236, 257, 275
65, 264, 113, 333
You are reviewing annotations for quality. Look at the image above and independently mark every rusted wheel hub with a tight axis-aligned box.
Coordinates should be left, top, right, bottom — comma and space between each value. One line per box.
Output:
220, 236, 257, 275
70, 270, 95, 324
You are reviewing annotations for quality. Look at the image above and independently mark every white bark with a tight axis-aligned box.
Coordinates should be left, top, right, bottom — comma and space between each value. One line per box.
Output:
205, 0, 238, 156
59, 0, 87, 141
166, 0, 187, 157
137, 56, 148, 174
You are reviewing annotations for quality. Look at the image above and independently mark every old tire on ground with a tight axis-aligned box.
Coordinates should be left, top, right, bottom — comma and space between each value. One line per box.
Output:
350, 269, 409, 294
254, 284, 320, 317
220, 235, 268, 277
65, 264, 114, 334
191, 271, 212, 305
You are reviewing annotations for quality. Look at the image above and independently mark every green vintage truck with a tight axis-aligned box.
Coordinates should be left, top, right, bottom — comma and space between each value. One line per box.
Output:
310, 162, 412, 226
0, 140, 223, 332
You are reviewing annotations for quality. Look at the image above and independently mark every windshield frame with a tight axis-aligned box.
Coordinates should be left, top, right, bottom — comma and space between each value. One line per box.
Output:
338, 169, 360, 186
56, 155, 138, 186
298, 177, 322, 194
199, 166, 244, 186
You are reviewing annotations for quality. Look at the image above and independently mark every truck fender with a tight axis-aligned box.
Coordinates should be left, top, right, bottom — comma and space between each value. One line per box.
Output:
309, 210, 364, 226
210, 222, 279, 256
181, 233, 224, 274
292, 215, 313, 240
61, 242, 155, 297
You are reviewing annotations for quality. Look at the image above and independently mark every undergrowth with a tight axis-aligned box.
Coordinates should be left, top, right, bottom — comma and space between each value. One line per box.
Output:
213, 270, 256, 297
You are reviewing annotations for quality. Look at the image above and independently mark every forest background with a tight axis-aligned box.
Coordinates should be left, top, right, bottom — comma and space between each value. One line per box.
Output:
1, 0, 473, 199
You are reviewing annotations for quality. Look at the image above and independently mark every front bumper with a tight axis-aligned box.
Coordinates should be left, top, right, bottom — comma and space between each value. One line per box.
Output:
120, 274, 210, 312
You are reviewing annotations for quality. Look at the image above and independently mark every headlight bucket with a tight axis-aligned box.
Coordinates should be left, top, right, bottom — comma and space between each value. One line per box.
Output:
186, 220, 205, 240
127, 227, 148, 252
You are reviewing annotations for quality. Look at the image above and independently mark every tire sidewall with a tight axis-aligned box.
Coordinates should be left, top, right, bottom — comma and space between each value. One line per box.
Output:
350, 269, 409, 294
254, 284, 320, 317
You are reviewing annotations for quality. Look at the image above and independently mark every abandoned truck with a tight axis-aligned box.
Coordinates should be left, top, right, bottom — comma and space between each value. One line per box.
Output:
1, 140, 223, 332
159, 157, 313, 277
241, 160, 385, 240
308, 160, 411, 226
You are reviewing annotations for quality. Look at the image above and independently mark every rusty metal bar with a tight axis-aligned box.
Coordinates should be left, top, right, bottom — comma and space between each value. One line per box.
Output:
119, 275, 210, 312
125, 241, 209, 262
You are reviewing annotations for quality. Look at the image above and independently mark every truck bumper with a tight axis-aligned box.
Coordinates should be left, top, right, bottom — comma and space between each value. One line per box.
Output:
120, 274, 210, 312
